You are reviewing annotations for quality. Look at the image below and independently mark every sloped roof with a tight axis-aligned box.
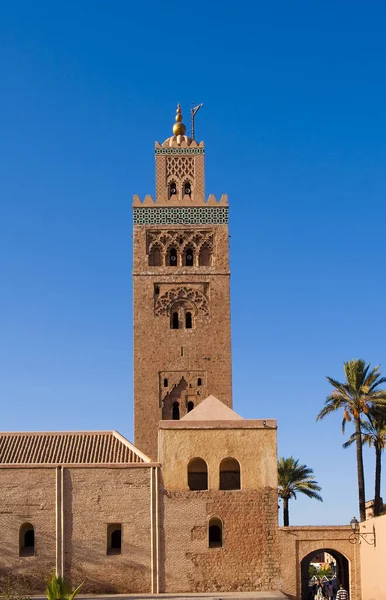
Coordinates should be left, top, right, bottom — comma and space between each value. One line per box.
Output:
181, 395, 243, 421
0, 431, 151, 465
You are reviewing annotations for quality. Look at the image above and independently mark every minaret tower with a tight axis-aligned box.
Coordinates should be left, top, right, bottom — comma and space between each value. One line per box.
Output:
133, 106, 232, 459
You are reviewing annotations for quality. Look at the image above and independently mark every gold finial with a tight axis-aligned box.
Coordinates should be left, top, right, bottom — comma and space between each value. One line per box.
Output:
172, 103, 186, 136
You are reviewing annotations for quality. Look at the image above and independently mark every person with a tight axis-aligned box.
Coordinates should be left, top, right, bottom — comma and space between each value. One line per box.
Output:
336, 584, 348, 600
327, 580, 334, 600
314, 579, 325, 599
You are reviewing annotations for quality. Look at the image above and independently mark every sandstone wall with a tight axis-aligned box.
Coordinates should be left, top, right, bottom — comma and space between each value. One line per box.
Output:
159, 423, 277, 490
158, 420, 280, 592
360, 514, 386, 600
160, 488, 280, 593
64, 466, 152, 593
0, 468, 56, 593
133, 223, 232, 460
0, 466, 153, 594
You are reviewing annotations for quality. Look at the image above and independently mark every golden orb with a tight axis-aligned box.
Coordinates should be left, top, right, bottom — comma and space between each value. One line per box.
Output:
173, 121, 186, 136
172, 103, 186, 136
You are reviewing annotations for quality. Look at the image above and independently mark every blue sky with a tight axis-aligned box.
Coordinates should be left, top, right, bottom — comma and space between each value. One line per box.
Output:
1, 1, 386, 526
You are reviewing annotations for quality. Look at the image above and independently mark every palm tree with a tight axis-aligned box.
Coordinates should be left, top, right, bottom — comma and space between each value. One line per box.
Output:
278, 456, 322, 526
46, 575, 83, 600
317, 359, 386, 521
343, 407, 386, 517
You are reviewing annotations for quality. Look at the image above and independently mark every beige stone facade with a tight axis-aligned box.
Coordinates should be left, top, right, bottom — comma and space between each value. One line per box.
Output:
0, 107, 370, 598
158, 402, 280, 592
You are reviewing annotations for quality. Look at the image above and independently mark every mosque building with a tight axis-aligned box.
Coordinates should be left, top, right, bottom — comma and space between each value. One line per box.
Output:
0, 107, 361, 598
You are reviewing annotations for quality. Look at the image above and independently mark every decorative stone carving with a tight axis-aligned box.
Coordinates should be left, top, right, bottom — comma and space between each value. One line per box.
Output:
155, 287, 209, 317
147, 229, 214, 254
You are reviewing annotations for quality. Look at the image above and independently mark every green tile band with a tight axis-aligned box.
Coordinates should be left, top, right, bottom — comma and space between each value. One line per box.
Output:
133, 206, 228, 225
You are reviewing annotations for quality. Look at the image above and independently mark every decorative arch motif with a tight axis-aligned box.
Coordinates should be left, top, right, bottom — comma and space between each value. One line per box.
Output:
155, 287, 209, 317
146, 230, 215, 266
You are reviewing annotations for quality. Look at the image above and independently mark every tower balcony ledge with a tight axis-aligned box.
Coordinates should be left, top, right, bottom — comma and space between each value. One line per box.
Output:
155, 138, 204, 149
132, 194, 228, 207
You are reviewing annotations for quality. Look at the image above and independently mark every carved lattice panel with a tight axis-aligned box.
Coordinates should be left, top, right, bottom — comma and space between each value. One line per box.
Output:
166, 157, 194, 180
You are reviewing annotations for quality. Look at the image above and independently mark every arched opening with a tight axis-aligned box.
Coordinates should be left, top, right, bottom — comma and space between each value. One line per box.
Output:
208, 517, 222, 548
219, 457, 241, 490
163, 378, 168, 388
172, 401, 180, 420
300, 549, 349, 600
184, 247, 194, 267
185, 311, 192, 329
169, 181, 177, 198
19, 523, 35, 557
197, 378, 202, 386
149, 246, 162, 266
187, 400, 194, 413
199, 245, 211, 266
107, 524, 122, 555
171, 312, 179, 329
188, 457, 208, 490
168, 247, 178, 266
183, 181, 191, 196
162, 376, 188, 420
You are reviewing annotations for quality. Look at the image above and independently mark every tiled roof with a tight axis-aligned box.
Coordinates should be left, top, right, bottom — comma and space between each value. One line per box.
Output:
0, 431, 151, 465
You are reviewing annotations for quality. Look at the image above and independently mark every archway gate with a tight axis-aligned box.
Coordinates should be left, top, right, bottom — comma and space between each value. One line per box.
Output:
278, 526, 361, 600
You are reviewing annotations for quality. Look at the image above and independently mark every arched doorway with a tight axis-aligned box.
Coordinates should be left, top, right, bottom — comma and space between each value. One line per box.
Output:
300, 548, 349, 600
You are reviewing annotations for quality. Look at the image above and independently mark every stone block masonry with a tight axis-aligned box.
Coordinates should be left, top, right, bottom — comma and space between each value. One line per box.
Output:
160, 489, 281, 593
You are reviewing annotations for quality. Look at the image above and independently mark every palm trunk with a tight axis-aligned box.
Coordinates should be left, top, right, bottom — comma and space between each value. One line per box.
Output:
374, 446, 382, 516
283, 498, 289, 526
355, 417, 366, 521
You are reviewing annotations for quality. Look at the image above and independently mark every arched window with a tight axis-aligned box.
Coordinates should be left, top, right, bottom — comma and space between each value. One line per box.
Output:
184, 247, 194, 267
154, 285, 160, 295
169, 181, 177, 198
219, 457, 241, 490
188, 457, 208, 490
163, 378, 168, 388
183, 181, 191, 196
197, 378, 202, 386
185, 311, 192, 329
187, 401, 194, 413
19, 523, 35, 557
199, 245, 211, 266
172, 401, 180, 420
171, 312, 179, 329
168, 247, 178, 266
149, 246, 161, 266
107, 524, 122, 555
208, 517, 222, 548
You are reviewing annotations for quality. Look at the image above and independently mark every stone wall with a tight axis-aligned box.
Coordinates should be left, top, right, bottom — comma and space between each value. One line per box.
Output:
158, 418, 280, 592
0, 465, 153, 594
160, 488, 280, 593
64, 466, 152, 593
133, 222, 232, 460
0, 468, 56, 593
